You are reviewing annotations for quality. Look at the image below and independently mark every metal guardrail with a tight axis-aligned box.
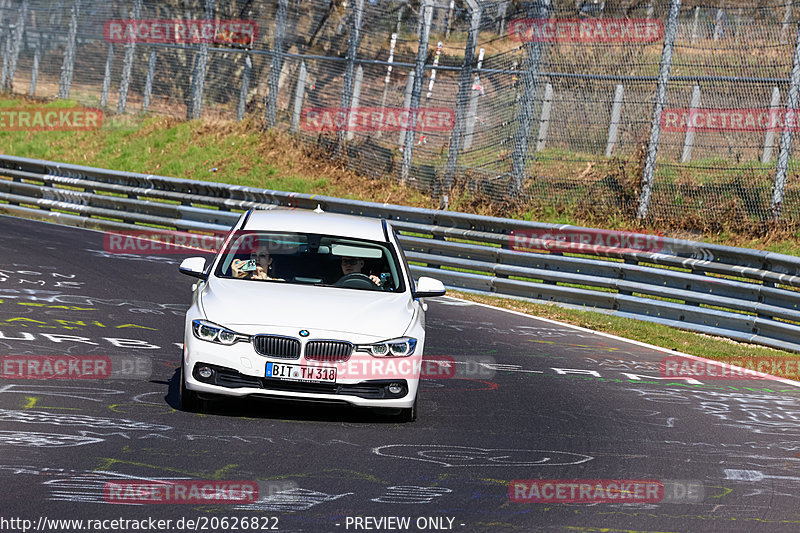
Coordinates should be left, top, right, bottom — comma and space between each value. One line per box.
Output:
2, 153, 800, 353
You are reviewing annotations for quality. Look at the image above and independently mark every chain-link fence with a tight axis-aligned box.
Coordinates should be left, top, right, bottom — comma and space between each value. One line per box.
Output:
2, 0, 800, 230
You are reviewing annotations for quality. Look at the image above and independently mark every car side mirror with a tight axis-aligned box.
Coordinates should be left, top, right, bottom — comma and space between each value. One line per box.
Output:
179, 257, 208, 280
413, 276, 446, 298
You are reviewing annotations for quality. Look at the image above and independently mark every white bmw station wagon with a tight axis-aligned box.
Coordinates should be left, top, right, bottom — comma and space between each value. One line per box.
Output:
178, 208, 445, 421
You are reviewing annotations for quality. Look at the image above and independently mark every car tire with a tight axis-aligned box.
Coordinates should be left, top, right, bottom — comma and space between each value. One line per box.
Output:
179, 364, 203, 412
398, 394, 418, 423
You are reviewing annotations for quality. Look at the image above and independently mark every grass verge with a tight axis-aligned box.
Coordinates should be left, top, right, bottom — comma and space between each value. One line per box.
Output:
449, 290, 800, 381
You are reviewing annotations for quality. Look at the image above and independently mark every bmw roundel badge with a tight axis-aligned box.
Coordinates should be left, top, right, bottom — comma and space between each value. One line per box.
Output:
299, 330, 310, 337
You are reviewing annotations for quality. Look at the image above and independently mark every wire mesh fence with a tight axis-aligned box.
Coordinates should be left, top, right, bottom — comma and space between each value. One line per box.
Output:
1, 0, 800, 231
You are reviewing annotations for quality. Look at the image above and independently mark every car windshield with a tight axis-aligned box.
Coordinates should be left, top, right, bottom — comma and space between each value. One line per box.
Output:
214, 230, 405, 292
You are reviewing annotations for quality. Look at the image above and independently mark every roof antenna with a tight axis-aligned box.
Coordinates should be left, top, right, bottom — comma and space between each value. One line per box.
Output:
314, 204, 324, 213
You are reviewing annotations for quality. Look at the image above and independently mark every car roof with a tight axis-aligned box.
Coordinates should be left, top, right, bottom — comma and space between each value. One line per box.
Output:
241, 208, 389, 242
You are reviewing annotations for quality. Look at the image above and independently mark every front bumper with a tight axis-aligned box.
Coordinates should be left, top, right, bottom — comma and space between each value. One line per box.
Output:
183, 334, 420, 408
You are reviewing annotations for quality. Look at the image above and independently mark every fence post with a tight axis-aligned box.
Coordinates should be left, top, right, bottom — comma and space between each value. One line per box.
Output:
117, 0, 142, 114
681, 85, 701, 163
0, 33, 10, 91
28, 36, 39, 96
3, 0, 28, 92
189, 0, 214, 120
100, 44, 113, 107
713, 8, 724, 42
337, 0, 365, 153
290, 61, 307, 132
346, 65, 364, 141
762, 87, 781, 164
771, 22, 800, 220
57, 0, 78, 98
535, 83, 553, 152
442, 3, 481, 200
690, 6, 699, 44
237, 53, 252, 121
399, 71, 415, 148
400, 0, 434, 183
445, 0, 455, 39
782, 3, 792, 45
142, 50, 156, 112
636, 0, 682, 221
377, 32, 397, 139
463, 48, 484, 151
266, 0, 287, 128
605, 84, 624, 157
509, 0, 550, 198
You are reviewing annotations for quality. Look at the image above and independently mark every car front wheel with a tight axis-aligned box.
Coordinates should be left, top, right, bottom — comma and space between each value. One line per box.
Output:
398, 394, 418, 423
179, 364, 203, 412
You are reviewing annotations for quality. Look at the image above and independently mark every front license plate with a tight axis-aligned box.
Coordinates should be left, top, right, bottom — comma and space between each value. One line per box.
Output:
265, 362, 337, 383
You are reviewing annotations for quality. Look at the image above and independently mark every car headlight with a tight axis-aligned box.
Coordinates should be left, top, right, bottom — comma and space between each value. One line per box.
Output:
357, 337, 417, 357
191, 319, 248, 345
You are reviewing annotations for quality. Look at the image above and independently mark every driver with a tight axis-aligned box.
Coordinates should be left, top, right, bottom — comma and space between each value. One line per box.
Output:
340, 256, 381, 286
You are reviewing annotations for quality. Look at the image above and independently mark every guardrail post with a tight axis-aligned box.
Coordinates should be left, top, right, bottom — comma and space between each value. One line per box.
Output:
3, 0, 27, 92
237, 53, 252, 121
28, 36, 40, 96
771, 20, 800, 220
637, 0, 682, 221
100, 44, 113, 108
346, 65, 364, 142
509, 0, 551, 198
117, 0, 142, 114
605, 84, 624, 157
535, 83, 553, 152
265, 0, 288, 129
463, 48, 484, 152
290, 61, 307, 132
337, 0, 364, 152
442, 3, 481, 203
681, 85, 701, 163
189, 0, 214, 120
762, 87, 781, 163
142, 51, 156, 113
400, 0, 434, 183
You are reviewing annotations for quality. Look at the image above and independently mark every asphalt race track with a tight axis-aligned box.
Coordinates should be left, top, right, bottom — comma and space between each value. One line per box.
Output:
1, 214, 800, 533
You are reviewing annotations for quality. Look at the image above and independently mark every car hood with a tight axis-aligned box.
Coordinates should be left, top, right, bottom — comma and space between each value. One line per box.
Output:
201, 278, 416, 338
